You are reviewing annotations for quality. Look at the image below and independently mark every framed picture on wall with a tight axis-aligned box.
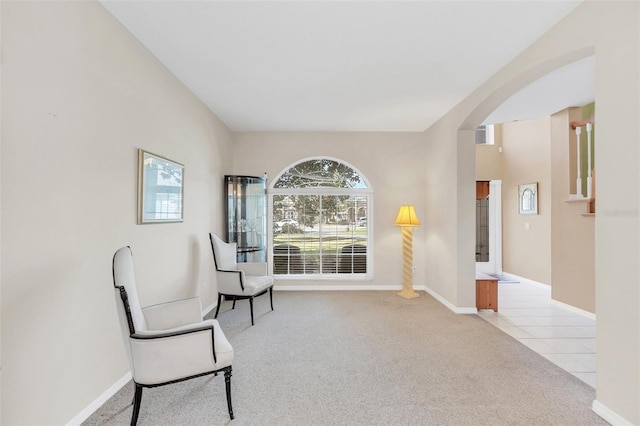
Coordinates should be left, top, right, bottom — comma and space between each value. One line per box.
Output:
137, 149, 184, 224
518, 183, 538, 215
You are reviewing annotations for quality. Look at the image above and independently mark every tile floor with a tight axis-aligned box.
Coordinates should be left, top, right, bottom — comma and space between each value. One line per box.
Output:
477, 280, 596, 388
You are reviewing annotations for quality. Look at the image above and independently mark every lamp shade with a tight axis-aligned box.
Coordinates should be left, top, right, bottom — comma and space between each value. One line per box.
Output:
394, 205, 421, 226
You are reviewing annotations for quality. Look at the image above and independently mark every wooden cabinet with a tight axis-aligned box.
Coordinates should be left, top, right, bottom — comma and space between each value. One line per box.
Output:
476, 272, 498, 312
476, 181, 490, 199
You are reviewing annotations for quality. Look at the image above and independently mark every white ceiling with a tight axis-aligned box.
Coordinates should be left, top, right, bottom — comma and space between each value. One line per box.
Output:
101, 1, 593, 132
483, 55, 594, 126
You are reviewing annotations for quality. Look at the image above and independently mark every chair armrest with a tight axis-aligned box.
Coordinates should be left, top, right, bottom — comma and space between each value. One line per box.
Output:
237, 262, 268, 276
129, 319, 233, 385
216, 269, 245, 292
133, 324, 212, 342
142, 297, 203, 330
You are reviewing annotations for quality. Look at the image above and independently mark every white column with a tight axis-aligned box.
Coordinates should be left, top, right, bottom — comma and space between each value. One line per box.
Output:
586, 123, 593, 199
491, 180, 503, 275
575, 126, 583, 197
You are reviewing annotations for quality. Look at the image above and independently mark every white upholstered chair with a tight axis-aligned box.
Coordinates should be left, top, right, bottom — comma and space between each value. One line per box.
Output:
209, 233, 274, 326
112, 246, 234, 425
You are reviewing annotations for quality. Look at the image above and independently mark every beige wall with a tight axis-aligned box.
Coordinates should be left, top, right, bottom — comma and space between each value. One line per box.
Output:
423, 123, 476, 311
590, 3, 639, 422
426, 2, 639, 423
501, 118, 552, 285
0, 2, 3, 421
550, 108, 595, 313
1, 1, 638, 425
475, 124, 503, 181
234, 131, 427, 290
476, 111, 596, 314
1, 2, 234, 424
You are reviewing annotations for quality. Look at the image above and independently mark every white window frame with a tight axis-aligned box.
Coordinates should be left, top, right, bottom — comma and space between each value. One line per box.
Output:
268, 157, 373, 280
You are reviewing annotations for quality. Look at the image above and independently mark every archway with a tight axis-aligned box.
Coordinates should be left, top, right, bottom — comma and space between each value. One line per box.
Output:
458, 49, 595, 381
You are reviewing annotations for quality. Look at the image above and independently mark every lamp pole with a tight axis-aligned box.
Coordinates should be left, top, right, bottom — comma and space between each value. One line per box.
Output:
397, 225, 419, 299
394, 205, 421, 299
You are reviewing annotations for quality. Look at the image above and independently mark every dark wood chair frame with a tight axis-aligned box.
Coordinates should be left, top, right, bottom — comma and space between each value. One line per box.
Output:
209, 233, 274, 326
214, 286, 274, 326
114, 284, 234, 425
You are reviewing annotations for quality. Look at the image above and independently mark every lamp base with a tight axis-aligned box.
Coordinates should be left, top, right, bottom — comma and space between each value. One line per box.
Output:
397, 288, 420, 299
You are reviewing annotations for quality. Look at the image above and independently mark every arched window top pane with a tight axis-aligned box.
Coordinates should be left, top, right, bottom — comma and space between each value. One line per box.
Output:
274, 158, 367, 189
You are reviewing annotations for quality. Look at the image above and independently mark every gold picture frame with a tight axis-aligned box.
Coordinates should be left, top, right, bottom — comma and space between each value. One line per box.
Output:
137, 149, 184, 224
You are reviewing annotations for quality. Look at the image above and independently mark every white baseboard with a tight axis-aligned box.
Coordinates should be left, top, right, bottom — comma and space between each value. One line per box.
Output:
273, 284, 414, 291
273, 284, 478, 313
424, 285, 478, 314
202, 301, 217, 317
592, 400, 633, 425
551, 299, 596, 320
502, 272, 596, 320
501, 272, 551, 290
66, 372, 131, 425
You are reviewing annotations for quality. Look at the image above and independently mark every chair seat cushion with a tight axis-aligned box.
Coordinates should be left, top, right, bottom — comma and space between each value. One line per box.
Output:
244, 274, 274, 295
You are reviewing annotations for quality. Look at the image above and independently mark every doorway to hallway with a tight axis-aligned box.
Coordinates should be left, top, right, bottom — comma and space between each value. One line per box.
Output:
476, 180, 502, 275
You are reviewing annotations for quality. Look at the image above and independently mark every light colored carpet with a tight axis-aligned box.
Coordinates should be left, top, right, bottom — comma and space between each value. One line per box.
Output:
84, 291, 606, 425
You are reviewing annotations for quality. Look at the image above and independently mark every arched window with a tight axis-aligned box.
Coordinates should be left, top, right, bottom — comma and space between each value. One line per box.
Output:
269, 157, 372, 279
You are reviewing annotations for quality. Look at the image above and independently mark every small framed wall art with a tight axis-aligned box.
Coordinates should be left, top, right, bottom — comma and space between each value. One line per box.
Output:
137, 149, 184, 224
518, 182, 538, 215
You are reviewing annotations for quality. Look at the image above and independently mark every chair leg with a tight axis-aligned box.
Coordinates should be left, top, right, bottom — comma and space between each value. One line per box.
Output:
224, 367, 234, 420
131, 384, 143, 426
232, 297, 236, 310
249, 297, 254, 326
214, 293, 222, 319
269, 286, 274, 311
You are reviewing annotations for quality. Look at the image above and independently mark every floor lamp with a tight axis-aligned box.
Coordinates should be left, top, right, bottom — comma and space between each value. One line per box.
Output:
394, 205, 421, 299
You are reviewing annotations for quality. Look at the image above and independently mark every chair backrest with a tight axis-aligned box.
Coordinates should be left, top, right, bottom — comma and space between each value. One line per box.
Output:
112, 246, 148, 334
210, 233, 238, 270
